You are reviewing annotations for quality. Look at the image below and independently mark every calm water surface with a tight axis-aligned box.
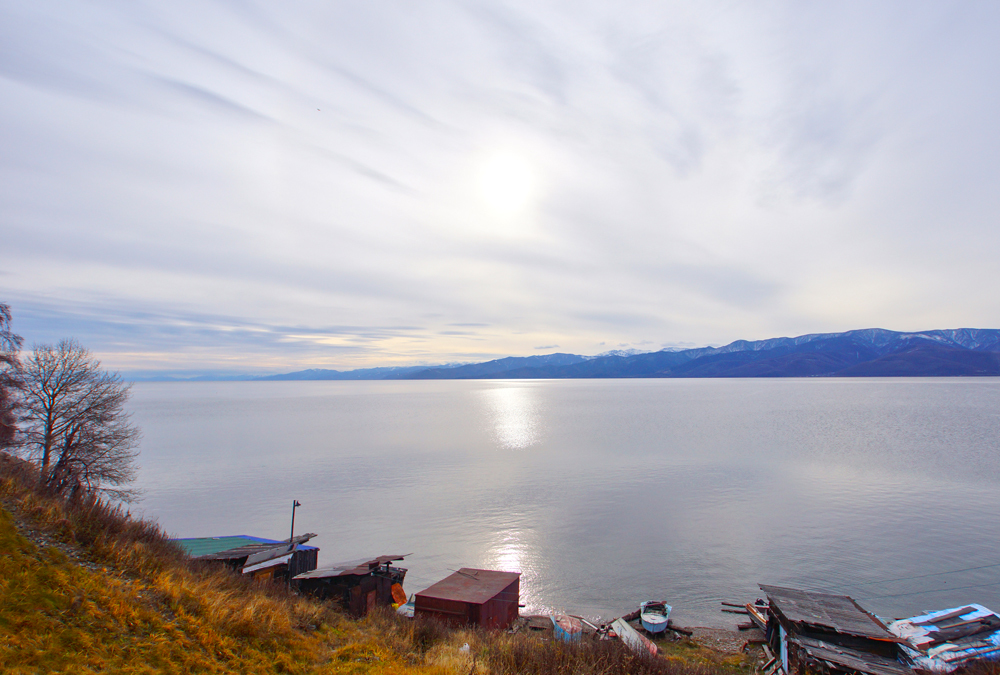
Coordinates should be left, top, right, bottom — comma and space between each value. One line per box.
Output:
129, 378, 1000, 627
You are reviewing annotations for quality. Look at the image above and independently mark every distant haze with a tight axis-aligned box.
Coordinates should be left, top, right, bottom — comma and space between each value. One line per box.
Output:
3, 2, 1000, 377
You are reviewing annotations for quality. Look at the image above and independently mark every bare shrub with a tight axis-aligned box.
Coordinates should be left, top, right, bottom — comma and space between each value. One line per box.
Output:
0, 302, 22, 450
19, 339, 141, 502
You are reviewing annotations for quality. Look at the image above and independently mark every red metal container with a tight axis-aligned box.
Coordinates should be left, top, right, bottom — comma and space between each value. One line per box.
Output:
414, 568, 520, 630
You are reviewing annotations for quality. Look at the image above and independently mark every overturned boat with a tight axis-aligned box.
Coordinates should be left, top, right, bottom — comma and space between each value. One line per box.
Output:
551, 614, 584, 642
611, 618, 659, 656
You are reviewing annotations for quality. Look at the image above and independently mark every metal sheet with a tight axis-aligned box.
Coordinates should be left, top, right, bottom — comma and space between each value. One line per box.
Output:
294, 554, 406, 580
242, 552, 294, 574
889, 604, 1000, 672
760, 584, 894, 641
244, 545, 294, 567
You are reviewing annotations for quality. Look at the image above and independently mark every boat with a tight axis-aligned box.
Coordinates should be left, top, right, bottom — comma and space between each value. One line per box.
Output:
550, 613, 584, 642
611, 618, 659, 656
745, 600, 768, 631
640, 601, 672, 634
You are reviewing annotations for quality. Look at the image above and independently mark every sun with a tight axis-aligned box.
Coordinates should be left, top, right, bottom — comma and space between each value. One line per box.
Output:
477, 152, 535, 215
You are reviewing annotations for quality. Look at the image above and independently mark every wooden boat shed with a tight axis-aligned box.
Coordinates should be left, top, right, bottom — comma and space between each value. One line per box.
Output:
173, 533, 319, 581
414, 568, 520, 630
759, 584, 909, 675
294, 554, 408, 617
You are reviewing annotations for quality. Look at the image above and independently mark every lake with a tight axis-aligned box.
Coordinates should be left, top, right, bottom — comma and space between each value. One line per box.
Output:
129, 378, 1000, 627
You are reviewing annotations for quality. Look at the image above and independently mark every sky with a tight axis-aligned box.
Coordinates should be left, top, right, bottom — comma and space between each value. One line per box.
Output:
3, 1, 1000, 377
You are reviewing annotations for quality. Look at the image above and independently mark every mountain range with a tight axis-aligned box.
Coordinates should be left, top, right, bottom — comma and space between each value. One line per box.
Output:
260, 328, 1000, 381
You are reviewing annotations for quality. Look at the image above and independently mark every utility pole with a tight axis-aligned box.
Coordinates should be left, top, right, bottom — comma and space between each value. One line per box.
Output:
288, 500, 302, 587
290, 500, 301, 543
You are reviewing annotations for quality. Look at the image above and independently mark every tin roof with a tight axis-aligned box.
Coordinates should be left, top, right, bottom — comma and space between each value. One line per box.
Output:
416, 568, 520, 605
172, 534, 317, 558
294, 554, 406, 580
760, 584, 894, 641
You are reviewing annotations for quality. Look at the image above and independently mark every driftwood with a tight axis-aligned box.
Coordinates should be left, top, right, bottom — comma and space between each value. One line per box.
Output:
722, 608, 749, 614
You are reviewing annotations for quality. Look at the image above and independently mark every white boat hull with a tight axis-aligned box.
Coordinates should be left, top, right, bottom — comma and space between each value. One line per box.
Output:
612, 618, 659, 656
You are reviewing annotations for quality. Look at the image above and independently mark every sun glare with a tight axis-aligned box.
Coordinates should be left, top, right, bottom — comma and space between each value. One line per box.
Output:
477, 152, 535, 215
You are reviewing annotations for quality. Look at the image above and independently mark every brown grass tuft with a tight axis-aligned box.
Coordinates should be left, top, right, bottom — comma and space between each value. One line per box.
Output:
482, 632, 725, 675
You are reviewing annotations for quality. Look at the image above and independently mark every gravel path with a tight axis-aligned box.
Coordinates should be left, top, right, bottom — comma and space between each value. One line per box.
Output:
688, 626, 766, 655
2, 497, 104, 572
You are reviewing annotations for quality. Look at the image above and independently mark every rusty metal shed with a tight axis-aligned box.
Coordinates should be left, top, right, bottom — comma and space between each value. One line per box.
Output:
294, 555, 407, 617
415, 568, 520, 630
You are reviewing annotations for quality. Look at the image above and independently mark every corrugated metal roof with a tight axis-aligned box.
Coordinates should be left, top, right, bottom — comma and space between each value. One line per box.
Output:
294, 554, 406, 580
760, 584, 893, 641
172, 534, 318, 558
416, 568, 519, 605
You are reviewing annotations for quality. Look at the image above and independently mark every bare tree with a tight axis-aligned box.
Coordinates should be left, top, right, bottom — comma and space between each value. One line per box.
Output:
20, 339, 141, 502
0, 303, 23, 449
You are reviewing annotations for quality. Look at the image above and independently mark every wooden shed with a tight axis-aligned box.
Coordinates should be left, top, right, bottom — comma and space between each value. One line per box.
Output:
173, 533, 319, 582
294, 555, 408, 617
414, 568, 520, 630
759, 584, 908, 675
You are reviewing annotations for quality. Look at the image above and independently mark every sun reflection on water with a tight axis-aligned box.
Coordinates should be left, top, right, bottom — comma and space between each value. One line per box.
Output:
482, 527, 542, 613
480, 386, 540, 450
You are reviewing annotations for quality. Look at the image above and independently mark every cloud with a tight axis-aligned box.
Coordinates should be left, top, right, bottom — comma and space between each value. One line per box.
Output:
153, 77, 273, 121
3, 1, 1000, 374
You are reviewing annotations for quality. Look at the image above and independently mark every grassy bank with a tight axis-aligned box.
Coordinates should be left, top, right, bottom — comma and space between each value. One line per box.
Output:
0, 453, 740, 674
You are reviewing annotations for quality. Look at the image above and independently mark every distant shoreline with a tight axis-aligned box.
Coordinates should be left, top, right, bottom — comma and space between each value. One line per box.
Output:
126, 327, 1000, 381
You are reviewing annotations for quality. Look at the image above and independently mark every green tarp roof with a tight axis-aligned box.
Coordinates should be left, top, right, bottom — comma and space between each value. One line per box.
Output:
173, 535, 272, 558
